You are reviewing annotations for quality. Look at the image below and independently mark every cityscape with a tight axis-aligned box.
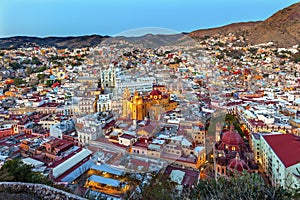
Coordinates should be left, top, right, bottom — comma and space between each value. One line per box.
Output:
0, 1, 299, 200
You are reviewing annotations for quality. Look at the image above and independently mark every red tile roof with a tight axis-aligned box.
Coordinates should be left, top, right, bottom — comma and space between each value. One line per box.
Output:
132, 138, 150, 148
249, 119, 265, 126
130, 159, 150, 168
222, 126, 244, 146
119, 134, 136, 140
263, 134, 300, 168
137, 121, 158, 134
103, 120, 116, 130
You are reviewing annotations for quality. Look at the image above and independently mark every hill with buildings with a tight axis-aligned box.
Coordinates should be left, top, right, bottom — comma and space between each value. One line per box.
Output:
189, 21, 259, 39
190, 2, 300, 47
0, 35, 109, 49
247, 2, 300, 47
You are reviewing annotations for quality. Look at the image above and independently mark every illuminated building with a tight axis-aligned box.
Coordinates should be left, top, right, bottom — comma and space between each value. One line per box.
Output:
85, 164, 129, 197
214, 125, 259, 177
122, 87, 178, 120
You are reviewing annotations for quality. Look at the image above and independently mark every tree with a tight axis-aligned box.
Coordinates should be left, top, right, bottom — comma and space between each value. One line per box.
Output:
291, 52, 300, 63
249, 48, 258, 54
13, 77, 26, 86
188, 172, 294, 200
10, 62, 22, 70
225, 114, 244, 136
31, 57, 42, 65
37, 73, 45, 81
34, 66, 47, 73
124, 172, 177, 200
216, 54, 224, 60
25, 66, 33, 75
0, 159, 53, 186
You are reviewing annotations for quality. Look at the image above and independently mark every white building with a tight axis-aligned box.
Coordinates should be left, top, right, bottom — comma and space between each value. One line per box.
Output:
260, 134, 300, 189
97, 93, 112, 112
78, 124, 103, 145
52, 148, 92, 179
76, 112, 114, 145
118, 133, 137, 146
50, 119, 76, 139
101, 67, 116, 88
115, 76, 155, 96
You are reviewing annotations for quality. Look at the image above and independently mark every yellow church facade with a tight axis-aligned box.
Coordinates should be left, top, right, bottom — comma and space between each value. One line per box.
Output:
122, 87, 178, 120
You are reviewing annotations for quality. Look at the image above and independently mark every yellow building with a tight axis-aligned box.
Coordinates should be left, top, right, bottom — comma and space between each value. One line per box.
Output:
122, 87, 178, 120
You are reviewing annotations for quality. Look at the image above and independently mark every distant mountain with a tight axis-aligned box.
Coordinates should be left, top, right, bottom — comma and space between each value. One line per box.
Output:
0, 35, 109, 49
101, 33, 192, 49
0, 2, 299, 49
190, 2, 300, 47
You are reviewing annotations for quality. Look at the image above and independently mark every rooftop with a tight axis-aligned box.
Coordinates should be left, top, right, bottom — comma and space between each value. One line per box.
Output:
263, 134, 300, 168
90, 164, 124, 176
88, 175, 123, 188
164, 165, 199, 188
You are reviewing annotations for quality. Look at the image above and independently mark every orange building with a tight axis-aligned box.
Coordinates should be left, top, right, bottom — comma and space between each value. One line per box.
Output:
0, 125, 14, 138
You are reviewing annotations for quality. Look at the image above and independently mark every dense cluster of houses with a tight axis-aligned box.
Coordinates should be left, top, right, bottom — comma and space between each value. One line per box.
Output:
0, 33, 299, 198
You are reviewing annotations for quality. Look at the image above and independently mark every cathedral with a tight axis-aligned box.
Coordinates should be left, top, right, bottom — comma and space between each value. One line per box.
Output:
214, 124, 259, 177
122, 86, 178, 120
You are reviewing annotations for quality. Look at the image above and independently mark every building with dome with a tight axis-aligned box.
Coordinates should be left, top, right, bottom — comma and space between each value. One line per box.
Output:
122, 86, 178, 120
214, 125, 258, 177
218, 126, 245, 151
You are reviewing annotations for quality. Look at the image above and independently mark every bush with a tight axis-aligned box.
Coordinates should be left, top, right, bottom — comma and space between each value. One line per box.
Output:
188, 172, 293, 200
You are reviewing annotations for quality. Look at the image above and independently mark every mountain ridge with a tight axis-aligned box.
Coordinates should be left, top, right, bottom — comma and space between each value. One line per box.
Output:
0, 2, 299, 49
190, 2, 300, 47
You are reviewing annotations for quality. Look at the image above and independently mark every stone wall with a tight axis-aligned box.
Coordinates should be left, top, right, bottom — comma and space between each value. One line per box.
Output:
0, 182, 87, 200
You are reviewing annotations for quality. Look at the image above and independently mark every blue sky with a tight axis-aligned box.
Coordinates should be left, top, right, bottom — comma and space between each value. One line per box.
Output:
0, 0, 299, 37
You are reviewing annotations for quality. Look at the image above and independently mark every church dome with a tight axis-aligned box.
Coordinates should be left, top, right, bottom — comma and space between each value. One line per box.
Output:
150, 89, 162, 96
149, 89, 162, 100
222, 125, 244, 146
228, 154, 249, 172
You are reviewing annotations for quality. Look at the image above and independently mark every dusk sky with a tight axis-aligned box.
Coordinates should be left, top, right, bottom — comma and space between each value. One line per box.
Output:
1, 0, 299, 37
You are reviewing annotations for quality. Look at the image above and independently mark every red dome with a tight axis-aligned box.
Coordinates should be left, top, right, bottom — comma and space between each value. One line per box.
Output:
150, 89, 162, 96
222, 125, 244, 146
228, 158, 249, 172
